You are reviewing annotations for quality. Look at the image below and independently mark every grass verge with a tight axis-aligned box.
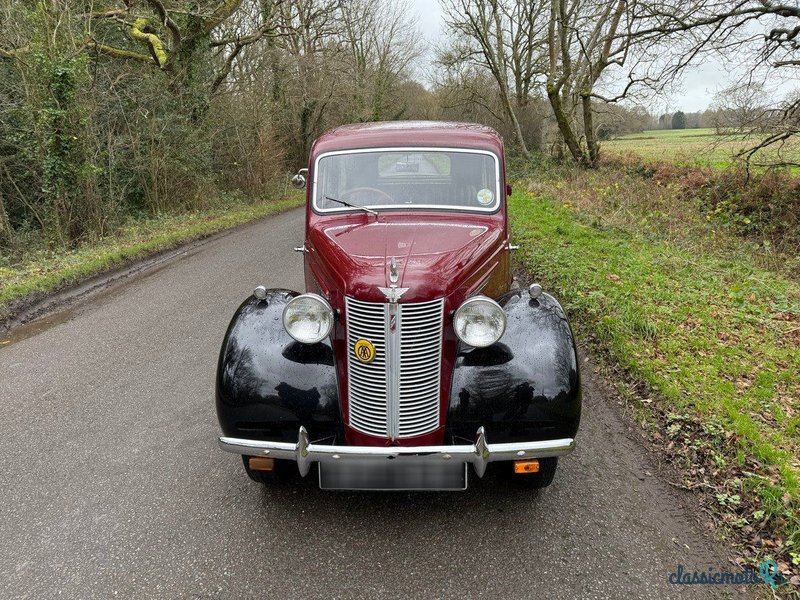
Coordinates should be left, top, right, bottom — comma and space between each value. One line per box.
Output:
509, 187, 800, 580
0, 194, 303, 325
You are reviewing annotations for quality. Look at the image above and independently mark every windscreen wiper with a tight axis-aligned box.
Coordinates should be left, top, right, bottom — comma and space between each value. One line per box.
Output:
325, 196, 378, 216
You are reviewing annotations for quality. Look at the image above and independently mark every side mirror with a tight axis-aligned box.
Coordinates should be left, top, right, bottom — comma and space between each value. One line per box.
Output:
291, 168, 308, 189
506, 183, 513, 196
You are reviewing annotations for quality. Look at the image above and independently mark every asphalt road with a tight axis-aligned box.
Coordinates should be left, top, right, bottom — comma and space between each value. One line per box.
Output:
0, 207, 743, 599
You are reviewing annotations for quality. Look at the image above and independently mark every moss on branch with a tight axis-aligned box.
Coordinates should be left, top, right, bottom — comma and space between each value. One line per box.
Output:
130, 18, 168, 67
90, 41, 155, 63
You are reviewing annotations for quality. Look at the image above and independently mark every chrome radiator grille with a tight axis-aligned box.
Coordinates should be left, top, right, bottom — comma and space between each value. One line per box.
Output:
345, 296, 444, 439
346, 297, 389, 437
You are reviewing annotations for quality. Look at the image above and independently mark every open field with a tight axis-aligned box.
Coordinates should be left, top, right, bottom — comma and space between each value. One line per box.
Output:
603, 128, 800, 169
509, 179, 800, 578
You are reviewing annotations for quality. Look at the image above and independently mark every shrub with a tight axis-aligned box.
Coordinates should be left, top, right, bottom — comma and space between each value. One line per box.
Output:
599, 154, 800, 256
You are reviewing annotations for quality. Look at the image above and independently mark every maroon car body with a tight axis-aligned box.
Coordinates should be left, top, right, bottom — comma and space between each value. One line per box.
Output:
305, 122, 512, 449
216, 121, 581, 490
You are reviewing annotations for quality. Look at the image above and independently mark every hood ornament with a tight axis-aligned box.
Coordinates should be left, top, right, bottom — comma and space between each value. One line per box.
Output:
381, 257, 407, 302
378, 286, 408, 303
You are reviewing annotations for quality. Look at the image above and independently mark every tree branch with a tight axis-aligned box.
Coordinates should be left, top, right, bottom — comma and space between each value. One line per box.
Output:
210, 22, 276, 92
0, 45, 28, 60
89, 40, 156, 64
209, 22, 278, 47
130, 18, 168, 67
89, 9, 129, 19
202, 0, 246, 38
143, 0, 181, 52
211, 44, 244, 92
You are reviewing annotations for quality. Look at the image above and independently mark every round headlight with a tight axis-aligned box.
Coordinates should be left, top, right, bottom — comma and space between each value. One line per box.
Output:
282, 293, 334, 344
453, 296, 506, 347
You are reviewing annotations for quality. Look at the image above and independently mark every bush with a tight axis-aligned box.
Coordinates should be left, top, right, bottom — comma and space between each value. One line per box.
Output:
600, 155, 800, 256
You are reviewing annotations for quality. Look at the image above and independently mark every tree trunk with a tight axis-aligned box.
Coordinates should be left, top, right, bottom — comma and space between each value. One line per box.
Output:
497, 84, 530, 158
547, 83, 587, 165
581, 92, 599, 167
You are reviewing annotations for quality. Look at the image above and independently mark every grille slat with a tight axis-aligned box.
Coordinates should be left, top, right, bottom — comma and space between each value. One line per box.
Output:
396, 388, 439, 399
350, 373, 388, 385
348, 392, 389, 404
398, 402, 440, 412
399, 413, 439, 423
346, 296, 443, 439
400, 364, 440, 374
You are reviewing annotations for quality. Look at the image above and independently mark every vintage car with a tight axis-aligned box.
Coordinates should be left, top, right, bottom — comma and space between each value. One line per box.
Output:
216, 121, 581, 490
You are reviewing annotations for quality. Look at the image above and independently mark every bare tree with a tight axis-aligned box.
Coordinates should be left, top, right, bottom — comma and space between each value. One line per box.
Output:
546, 0, 642, 166
439, 0, 548, 157
339, 0, 420, 121
710, 83, 769, 132
259, 0, 421, 163
633, 0, 800, 166
435, 63, 509, 125
438, 0, 694, 167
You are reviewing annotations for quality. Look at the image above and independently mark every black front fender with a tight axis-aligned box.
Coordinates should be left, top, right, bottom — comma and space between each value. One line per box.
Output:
446, 289, 582, 443
215, 290, 342, 443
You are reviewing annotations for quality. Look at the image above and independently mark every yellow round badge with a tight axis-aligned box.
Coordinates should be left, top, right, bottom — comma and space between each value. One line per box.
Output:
354, 339, 376, 364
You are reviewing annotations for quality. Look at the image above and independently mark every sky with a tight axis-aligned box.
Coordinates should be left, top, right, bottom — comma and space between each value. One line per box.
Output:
409, 0, 748, 114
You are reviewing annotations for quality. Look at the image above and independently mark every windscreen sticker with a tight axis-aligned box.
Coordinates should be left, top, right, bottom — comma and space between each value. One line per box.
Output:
477, 189, 494, 205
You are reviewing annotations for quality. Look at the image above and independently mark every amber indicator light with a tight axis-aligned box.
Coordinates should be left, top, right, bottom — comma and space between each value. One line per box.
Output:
514, 459, 540, 474
249, 456, 275, 472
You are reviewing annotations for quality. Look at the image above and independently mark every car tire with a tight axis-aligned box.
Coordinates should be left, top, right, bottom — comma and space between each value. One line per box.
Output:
507, 457, 558, 489
242, 456, 301, 484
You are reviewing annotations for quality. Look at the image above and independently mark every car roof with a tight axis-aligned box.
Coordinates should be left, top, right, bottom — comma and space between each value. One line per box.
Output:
310, 120, 505, 157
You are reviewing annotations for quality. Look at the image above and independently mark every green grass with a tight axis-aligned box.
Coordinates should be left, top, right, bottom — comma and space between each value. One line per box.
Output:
0, 194, 303, 324
509, 188, 800, 569
603, 128, 800, 169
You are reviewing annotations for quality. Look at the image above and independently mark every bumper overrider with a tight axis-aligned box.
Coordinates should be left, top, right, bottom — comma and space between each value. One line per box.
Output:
218, 426, 575, 478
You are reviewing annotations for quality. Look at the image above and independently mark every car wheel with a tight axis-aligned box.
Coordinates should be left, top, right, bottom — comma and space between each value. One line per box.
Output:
507, 457, 558, 489
242, 456, 301, 484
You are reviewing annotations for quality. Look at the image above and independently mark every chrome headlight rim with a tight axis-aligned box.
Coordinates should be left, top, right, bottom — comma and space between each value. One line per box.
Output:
282, 293, 334, 344
453, 295, 506, 348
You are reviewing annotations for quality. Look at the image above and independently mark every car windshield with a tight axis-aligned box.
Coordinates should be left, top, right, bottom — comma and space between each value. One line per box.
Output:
313, 149, 500, 212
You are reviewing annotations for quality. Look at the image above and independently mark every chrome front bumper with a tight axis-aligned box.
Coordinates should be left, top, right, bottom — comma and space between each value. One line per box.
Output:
218, 426, 575, 478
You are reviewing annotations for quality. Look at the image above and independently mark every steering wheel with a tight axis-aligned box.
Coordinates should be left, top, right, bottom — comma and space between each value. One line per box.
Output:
340, 187, 394, 204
